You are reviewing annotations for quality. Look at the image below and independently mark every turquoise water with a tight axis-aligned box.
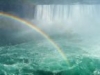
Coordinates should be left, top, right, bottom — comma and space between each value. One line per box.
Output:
0, 38, 100, 75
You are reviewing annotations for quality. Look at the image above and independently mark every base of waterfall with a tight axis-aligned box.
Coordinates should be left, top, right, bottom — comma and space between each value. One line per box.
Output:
0, 39, 99, 75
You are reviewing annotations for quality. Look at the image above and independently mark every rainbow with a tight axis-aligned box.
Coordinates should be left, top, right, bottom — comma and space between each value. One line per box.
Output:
0, 12, 70, 66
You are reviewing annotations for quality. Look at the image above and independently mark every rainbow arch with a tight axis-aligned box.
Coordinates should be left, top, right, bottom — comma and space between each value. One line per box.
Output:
0, 12, 70, 66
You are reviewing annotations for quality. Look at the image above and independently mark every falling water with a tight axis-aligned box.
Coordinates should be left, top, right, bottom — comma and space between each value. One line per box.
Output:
34, 5, 100, 23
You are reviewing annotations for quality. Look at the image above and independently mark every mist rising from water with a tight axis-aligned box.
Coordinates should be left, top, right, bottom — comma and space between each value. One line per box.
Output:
31, 5, 100, 54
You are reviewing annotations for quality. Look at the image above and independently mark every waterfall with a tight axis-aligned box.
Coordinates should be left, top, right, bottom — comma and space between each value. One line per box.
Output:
34, 5, 100, 23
